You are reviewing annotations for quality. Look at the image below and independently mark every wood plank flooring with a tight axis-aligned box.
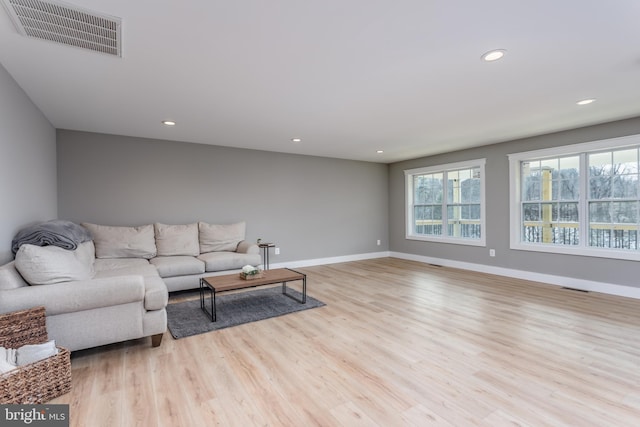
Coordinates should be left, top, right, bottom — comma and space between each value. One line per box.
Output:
51, 258, 640, 426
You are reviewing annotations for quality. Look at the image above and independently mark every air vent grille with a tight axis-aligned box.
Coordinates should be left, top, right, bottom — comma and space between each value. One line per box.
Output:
2, 0, 121, 56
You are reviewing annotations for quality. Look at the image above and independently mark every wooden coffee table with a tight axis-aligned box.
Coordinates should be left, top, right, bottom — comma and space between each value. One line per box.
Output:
199, 268, 307, 322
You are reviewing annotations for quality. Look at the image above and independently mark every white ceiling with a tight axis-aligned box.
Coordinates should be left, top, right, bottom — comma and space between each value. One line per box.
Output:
1, 1, 640, 163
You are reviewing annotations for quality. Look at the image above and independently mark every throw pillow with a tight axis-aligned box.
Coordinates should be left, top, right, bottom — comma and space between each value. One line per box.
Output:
199, 221, 246, 253
0, 347, 16, 373
15, 244, 95, 285
75, 240, 96, 265
16, 340, 58, 366
154, 223, 199, 256
0, 261, 28, 290
0, 358, 16, 373
82, 223, 157, 259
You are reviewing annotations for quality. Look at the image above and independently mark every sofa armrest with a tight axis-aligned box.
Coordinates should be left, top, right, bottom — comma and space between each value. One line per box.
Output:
144, 276, 168, 311
0, 275, 145, 316
237, 240, 259, 255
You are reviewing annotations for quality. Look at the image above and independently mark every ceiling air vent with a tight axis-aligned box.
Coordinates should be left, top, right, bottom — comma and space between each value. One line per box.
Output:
1, 0, 121, 57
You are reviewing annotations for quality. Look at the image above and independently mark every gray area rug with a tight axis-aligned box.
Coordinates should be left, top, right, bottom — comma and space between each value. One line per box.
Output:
166, 286, 326, 339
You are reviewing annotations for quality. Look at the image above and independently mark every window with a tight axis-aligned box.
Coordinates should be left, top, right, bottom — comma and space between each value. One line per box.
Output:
405, 159, 486, 246
509, 134, 640, 260
520, 156, 580, 246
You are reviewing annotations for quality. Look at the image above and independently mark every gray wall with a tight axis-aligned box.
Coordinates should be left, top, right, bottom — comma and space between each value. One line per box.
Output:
57, 130, 389, 263
0, 63, 57, 264
390, 116, 640, 288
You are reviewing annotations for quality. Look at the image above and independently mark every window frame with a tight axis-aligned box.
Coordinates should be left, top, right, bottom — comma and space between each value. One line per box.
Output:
405, 158, 486, 247
508, 134, 640, 261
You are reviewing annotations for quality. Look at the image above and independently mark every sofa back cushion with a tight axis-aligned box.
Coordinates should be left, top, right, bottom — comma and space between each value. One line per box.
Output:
82, 223, 157, 259
199, 221, 246, 253
154, 223, 199, 256
0, 261, 28, 290
14, 242, 95, 285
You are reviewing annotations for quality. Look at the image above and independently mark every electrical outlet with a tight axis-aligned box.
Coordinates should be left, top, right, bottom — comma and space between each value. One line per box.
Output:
274, 247, 280, 255
376, 239, 381, 246
489, 249, 496, 257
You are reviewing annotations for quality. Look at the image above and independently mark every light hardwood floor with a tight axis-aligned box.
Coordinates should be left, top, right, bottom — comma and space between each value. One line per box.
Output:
51, 258, 640, 426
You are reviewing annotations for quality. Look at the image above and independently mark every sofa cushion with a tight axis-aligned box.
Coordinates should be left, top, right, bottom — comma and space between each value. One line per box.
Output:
197, 251, 261, 272
14, 243, 95, 285
149, 256, 205, 278
154, 223, 199, 256
199, 221, 246, 253
0, 261, 28, 290
93, 258, 151, 272
82, 223, 157, 259
94, 264, 159, 279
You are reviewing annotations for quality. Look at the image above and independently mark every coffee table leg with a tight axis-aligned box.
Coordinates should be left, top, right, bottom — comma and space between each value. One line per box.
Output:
200, 279, 216, 322
281, 272, 307, 304
302, 274, 306, 303
199, 278, 204, 309
212, 289, 216, 322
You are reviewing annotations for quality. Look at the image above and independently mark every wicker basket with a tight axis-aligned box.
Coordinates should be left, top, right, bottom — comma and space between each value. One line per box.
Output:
239, 272, 264, 280
0, 306, 71, 403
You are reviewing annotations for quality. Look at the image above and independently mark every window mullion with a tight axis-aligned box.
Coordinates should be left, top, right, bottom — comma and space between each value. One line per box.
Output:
410, 176, 419, 237
442, 171, 449, 237
579, 153, 588, 248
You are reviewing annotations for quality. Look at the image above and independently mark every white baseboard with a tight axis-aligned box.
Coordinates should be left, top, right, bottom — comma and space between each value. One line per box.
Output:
268, 251, 390, 270
389, 251, 640, 300
268, 250, 640, 300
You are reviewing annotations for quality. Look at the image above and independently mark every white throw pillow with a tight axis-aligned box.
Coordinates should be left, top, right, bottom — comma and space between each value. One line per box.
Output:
15, 244, 95, 285
154, 223, 199, 256
82, 223, 157, 259
0, 358, 16, 373
76, 240, 96, 265
199, 221, 246, 253
0, 347, 16, 373
16, 340, 58, 366
0, 261, 28, 290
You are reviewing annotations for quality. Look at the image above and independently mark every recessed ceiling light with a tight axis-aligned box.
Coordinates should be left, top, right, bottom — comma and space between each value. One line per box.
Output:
291, 138, 302, 143
376, 150, 384, 154
162, 120, 176, 126
577, 99, 595, 105
481, 49, 506, 62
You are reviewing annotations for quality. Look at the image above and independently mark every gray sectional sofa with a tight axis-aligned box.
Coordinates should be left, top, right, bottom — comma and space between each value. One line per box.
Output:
83, 221, 261, 292
0, 221, 261, 352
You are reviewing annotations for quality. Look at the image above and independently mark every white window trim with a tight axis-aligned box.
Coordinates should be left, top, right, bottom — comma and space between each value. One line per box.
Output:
405, 158, 486, 247
508, 133, 640, 261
